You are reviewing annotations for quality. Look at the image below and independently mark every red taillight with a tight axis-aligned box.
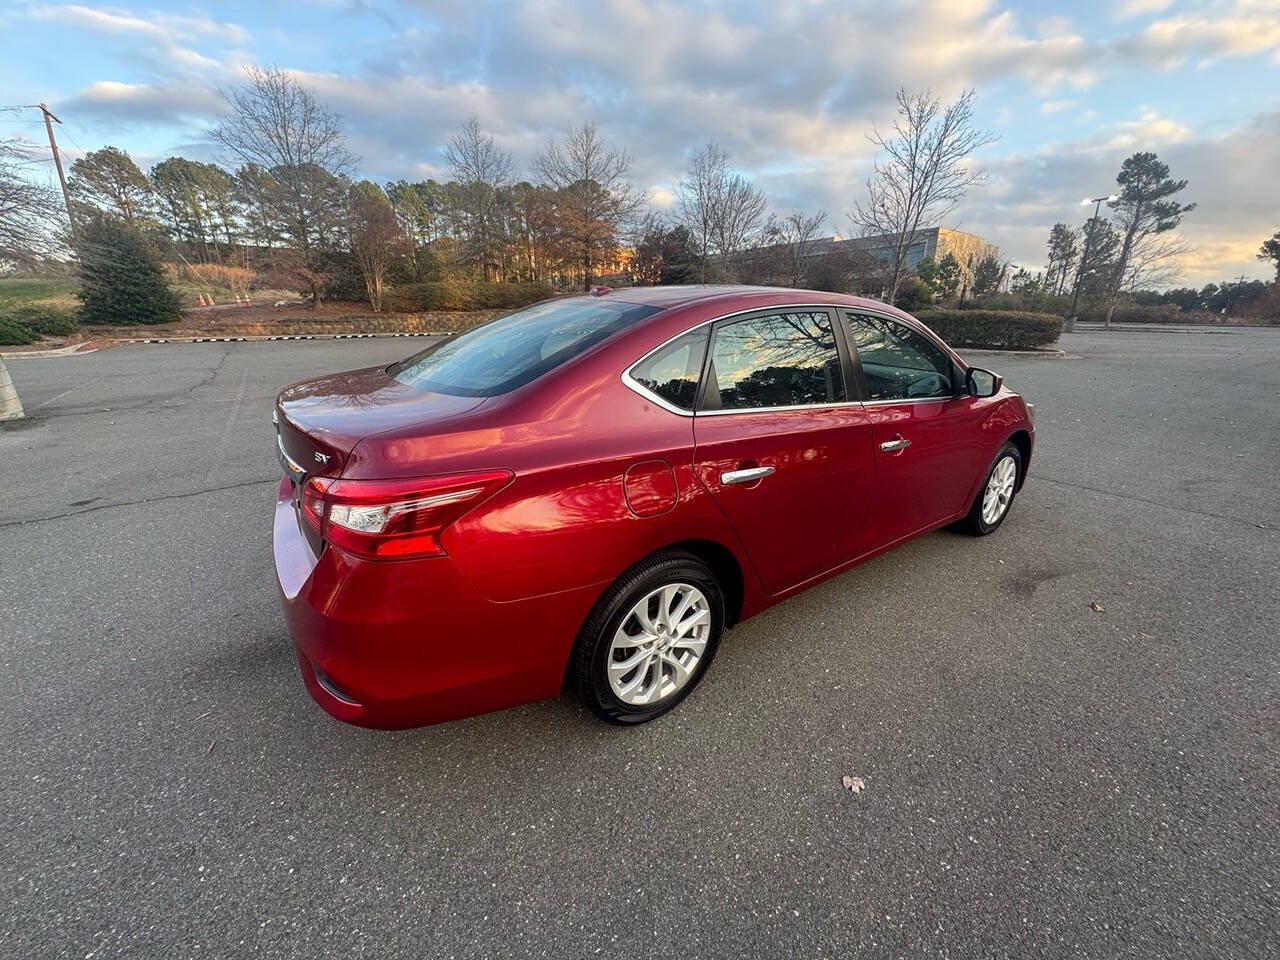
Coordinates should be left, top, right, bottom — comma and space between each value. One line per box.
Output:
301, 477, 329, 533
301, 470, 512, 560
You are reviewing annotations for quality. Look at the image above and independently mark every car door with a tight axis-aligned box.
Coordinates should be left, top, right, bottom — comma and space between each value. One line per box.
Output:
842, 310, 989, 553
692, 307, 875, 595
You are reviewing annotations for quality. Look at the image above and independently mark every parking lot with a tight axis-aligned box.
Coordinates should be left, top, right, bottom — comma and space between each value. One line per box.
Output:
3, 327, 1278, 958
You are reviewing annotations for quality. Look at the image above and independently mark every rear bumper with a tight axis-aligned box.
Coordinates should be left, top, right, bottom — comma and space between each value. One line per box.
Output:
272, 476, 602, 729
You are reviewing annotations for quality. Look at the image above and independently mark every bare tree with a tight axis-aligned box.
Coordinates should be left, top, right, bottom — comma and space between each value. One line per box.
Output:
0, 137, 64, 268
211, 66, 354, 305
677, 142, 768, 282
850, 88, 996, 300
535, 122, 642, 290
1114, 231, 1192, 297
348, 181, 407, 312
0, 137, 53, 418
445, 117, 514, 282
776, 210, 827, 287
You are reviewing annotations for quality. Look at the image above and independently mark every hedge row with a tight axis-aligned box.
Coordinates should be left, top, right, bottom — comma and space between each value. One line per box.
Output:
0, 304, 79, 345
916, 309, 1064, 350
383, 281, 555, 313
1078, 303, 1185, 324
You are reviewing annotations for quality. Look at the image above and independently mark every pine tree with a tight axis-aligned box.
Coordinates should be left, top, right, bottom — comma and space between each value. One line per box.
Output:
77, 216, 182, 326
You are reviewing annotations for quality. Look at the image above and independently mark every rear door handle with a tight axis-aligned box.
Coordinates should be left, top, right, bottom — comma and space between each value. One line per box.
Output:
879, 437, 912, 452
721, 466, 775, 485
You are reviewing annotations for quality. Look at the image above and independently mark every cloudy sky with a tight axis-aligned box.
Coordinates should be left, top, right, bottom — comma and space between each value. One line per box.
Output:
2, 0, 1278, 285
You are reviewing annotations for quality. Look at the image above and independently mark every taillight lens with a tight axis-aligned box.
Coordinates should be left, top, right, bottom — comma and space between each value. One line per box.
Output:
300, 470, 512, 560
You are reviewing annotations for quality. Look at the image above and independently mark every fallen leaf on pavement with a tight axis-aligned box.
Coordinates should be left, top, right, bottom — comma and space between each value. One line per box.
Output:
842, 776, 865, 794
1090, 601, 1105, 613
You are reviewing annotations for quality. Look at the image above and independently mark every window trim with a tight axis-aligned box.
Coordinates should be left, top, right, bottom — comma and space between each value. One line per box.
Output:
839, 308, 966, 405
619, 325, 711, 415
698, 306, 852, 415
621, 303, 857, 417
621, 301, 968, 415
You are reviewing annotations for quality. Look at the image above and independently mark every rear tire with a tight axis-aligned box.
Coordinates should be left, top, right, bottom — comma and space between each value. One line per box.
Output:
958, 442, 1022, 536
571, 550, 724, 725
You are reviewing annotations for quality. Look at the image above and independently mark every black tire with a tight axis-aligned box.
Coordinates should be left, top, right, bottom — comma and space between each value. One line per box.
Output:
957, 441, 1022, 536
571, 550, 724, 725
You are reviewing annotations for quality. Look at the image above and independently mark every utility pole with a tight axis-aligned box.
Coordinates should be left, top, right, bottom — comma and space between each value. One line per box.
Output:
36, 102, 78, 243
1065, 194, 1116, 333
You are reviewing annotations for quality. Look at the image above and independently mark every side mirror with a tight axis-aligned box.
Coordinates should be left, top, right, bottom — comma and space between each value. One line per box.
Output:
966, 367, 1002, 398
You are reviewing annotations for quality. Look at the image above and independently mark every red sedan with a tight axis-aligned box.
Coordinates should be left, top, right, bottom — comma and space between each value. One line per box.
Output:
273, 286, 1033, 728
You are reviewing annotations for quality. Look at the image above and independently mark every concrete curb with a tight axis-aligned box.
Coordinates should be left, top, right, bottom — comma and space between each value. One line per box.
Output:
962, 347, 1071, 357
1, 330, 453, 358
1, 343, 100, 360
0, 357, 24, 420
111, 331, 454, 345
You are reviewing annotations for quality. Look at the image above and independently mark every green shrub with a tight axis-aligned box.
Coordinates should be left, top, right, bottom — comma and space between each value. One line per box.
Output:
0, 316, 38, 345
3, 304, 79, 336
970, 290, 1072, 315
916, 309, 1064, 350
77, 217, 183, 326
1079, 302, 1184, 324
384, 281, 555, 313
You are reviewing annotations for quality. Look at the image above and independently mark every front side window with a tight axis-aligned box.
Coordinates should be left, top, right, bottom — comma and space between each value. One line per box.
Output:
843, 312, 954, 401
705, 311, 845, 410
628, 328, 709, 411
390, 298, 660, 397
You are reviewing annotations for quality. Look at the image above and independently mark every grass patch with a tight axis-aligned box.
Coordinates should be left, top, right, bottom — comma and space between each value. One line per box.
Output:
0, 277, 81, 342
0, 276, 80, 309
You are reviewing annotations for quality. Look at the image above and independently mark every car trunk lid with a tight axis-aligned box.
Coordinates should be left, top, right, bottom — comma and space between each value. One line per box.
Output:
274, 364, 487, 550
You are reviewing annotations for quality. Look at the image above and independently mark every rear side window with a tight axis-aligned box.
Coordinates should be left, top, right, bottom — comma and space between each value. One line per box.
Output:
842, 312, 954, 401
628, 328, 709, 411
705, 311, 845, 410
390, 298, 660, 396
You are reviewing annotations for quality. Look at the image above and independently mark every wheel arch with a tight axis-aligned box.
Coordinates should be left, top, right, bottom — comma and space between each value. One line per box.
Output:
662, 538, 746, 627
1007, 428, 1032, 490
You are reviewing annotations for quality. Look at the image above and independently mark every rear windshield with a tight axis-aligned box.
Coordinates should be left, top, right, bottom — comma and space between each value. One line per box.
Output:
389, 298, 660, 397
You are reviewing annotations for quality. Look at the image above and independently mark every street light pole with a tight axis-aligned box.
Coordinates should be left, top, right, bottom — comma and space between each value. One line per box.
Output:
1065, 194, 1115, 334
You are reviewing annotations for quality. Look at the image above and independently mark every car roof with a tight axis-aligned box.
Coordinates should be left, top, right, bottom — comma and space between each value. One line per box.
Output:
589, 284, 967, 369
597, 284, 890, 314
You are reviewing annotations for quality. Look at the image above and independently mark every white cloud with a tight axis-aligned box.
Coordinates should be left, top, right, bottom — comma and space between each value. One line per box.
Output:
28, 4, 248, 44
956, 108, 1280, 286
1115, 0, 1176, 19
65, 80, 226, 127
27, 4, 247, 72
1128, 1, 1280, 65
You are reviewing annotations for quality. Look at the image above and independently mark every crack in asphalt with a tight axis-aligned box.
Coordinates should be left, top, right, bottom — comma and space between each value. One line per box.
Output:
1035, 474, 1273, 532
0, 476, 278, 528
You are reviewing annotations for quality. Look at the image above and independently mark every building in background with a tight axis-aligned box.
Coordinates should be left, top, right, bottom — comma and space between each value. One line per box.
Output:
838, 226, 997, 274
734, 226, 998, 296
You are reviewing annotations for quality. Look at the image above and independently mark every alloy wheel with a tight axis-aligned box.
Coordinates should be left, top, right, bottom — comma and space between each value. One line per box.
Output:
982, 454, 1018, 526
607, 583, 711, 706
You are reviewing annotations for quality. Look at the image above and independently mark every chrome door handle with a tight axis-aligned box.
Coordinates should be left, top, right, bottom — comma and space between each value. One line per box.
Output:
720, 466, 775, 485
879, 438, 912, 452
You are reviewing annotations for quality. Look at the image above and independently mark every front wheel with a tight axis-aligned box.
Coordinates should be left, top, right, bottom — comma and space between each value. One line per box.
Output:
958, 442, 1022, 535
571, 551, 724, 725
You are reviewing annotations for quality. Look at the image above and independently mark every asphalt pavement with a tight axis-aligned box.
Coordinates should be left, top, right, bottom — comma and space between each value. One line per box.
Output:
2, 327, 1278, 958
